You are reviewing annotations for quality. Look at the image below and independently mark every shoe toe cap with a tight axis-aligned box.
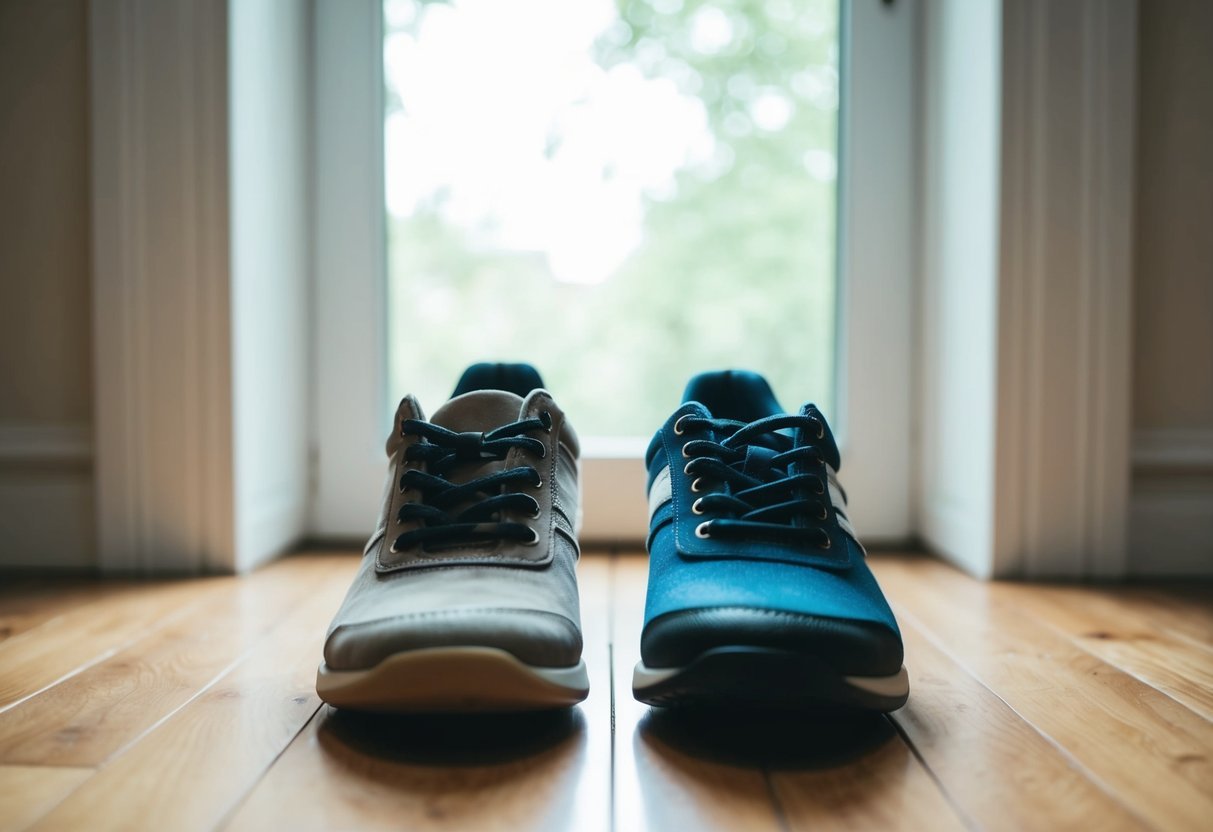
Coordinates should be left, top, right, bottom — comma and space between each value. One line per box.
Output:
640, 606, 903, 677
324, 607, 583, 671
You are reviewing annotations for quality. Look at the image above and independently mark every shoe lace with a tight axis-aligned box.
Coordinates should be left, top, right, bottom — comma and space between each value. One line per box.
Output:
391, 410, 552, 552
677, 412, 838, 549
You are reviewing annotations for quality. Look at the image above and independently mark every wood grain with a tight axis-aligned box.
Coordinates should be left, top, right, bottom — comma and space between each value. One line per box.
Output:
0, 550, 1209, 831
610, 553, 786, 832
888, 616, 1145, 830
29, 574, 352, 832
773, 732, 967, 832
0, 581, 140, 644
0, 578, 224, 712
0, 765, 92, 832
222, 556, 615, 832
999, 581, 1213, 722
0, 556, 341, 766
874, 555, 1213, 831
1127, 585, 1213, 645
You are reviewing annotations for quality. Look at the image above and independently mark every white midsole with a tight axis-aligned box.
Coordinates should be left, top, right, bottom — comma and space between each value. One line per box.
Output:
317, 647, 590, 693
632, 660, 909, 698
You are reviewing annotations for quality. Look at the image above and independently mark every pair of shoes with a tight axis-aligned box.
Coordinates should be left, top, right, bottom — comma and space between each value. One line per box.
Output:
316, 363, 909, 713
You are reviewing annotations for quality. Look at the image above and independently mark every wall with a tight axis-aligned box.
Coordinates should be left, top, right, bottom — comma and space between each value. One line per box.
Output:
0, 0, 95, 567
1128, 0, 1213, 574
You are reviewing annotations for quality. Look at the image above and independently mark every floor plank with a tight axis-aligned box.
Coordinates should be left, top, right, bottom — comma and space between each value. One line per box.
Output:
0, 582, 143, 645
28, 573, 352, 832
1, 550, 1210, 831
221, 556, 614, 832
875, 555, 1213, 832
611, 552, 786, 832
1126, 586, 1213, 646
0, 556, 342, 766
1000, 581, 1213, 723
888, 614, 1145, 830
0, 578, 227, 713
773, 734, 968, 832
0, 765, 92, 832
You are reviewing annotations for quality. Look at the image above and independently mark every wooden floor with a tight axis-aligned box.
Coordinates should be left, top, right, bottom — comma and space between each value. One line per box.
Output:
0, 551, 1210, 832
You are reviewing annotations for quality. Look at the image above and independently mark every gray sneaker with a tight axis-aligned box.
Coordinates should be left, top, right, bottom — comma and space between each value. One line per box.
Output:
316, 363, 588, 711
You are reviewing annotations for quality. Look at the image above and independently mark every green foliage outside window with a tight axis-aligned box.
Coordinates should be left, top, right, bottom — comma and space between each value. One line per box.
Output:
385, 0, 839, 435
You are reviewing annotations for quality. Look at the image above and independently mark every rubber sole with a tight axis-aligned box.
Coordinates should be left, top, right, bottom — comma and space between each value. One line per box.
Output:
317, 646, 589, 713
632, 646, 909, 712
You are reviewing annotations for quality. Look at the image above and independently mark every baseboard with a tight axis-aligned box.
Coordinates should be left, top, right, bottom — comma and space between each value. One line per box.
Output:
1128, 429, 1213, 576
0, 424, 92, 465
0, 423, 95, 569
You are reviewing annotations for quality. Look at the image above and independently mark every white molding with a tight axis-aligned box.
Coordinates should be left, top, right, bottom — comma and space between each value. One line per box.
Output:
1132, 429, 1213, 471
310, 0, 388, 537
0, 423, 95, 568
1128, 428, 1213, 576
89, 0, 310, 573
991, 0, 1138, 578
580, 457, 648, 544
917, 0, 1139, 579
0, 424, 92, 465
915, 0, 1003, 578
835, 0, 916, 542
229, 0, 312, 571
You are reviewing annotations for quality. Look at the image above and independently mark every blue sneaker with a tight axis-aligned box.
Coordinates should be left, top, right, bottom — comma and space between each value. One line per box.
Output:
633, 370, 909, 711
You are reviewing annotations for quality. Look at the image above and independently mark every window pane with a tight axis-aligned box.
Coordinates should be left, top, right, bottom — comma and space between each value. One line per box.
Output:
384, 0, 839, 436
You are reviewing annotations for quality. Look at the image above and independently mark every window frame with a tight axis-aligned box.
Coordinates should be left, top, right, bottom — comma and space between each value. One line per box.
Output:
308, 0, 917, 545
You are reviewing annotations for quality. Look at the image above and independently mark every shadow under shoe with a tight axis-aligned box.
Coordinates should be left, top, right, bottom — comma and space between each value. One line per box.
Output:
318, 705, 584, 767
637, 707, 896, 770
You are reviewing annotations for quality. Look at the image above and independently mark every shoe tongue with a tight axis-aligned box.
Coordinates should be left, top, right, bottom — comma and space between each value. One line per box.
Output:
429, 390, 525, 433
426, 390, 527, 484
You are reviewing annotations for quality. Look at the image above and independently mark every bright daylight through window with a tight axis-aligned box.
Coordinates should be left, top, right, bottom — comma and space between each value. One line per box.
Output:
384, 0, 840, 437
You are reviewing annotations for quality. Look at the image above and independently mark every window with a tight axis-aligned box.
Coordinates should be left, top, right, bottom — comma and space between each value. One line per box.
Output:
382, 0, 839, 436
313, 0, 914, 542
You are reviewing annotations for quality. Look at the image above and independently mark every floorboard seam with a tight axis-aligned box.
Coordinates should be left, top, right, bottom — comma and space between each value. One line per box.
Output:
761, 770, 792, 832
0, 582, 227, 718
0, 647, 120, 719
607, 548, 618, 832
87, 572, 333, 768
884, 712, 977, 831
1019, 604, 1213, 725
212, 703, 325, 832
893, 604, 1156, 829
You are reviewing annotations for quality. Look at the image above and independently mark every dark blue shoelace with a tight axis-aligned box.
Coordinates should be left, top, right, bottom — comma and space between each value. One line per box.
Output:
391, 411, 551, 551
678, 413, 836, 549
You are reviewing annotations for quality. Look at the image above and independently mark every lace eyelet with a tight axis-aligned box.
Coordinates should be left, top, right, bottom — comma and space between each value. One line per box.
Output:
673, 414, 691, 436
523, 527, 541, 546
388, 540, 400, 554
529, 504, 542, 519
691, 497, 705, 515
817, 425, 825, 439
532, 475, 544, 489
813, 481, 826, 495
817, 506, 829, 521
818, 536, 832, 550
681, 444, 692, 459
695, 521, 712, 539
683, 461, 695, 476
691, 477, 704, 493
540, 410, 553, 432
